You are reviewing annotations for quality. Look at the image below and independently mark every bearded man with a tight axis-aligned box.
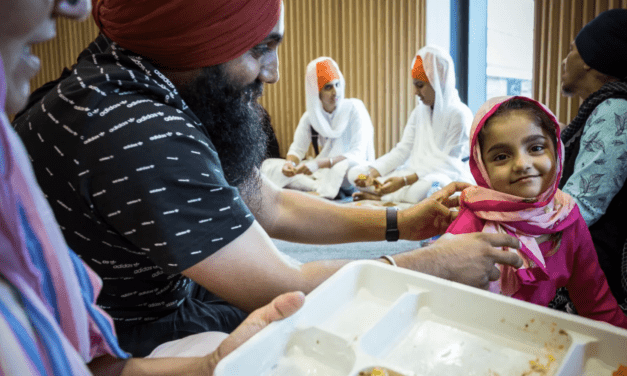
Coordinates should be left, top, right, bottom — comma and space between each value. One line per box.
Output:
13, 0, 521, 356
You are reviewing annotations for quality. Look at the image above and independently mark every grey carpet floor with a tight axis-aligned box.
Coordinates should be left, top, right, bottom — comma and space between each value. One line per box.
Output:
272, 238, 427, 263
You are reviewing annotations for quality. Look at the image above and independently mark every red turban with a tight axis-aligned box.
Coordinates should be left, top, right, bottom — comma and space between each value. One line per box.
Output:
92, 0, 281, 71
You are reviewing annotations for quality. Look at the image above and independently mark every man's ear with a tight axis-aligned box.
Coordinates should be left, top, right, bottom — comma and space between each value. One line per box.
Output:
582, 63, 592, 71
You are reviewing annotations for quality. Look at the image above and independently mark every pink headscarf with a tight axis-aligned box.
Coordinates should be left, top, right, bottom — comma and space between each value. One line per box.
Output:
447, 96, 578, 295
92, 0, 281, 71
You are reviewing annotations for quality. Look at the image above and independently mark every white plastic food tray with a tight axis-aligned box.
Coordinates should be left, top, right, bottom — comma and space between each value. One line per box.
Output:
215, 260, 627, 376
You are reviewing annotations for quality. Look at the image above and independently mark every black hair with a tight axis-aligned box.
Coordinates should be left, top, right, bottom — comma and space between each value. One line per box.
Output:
478, 98, 558, 151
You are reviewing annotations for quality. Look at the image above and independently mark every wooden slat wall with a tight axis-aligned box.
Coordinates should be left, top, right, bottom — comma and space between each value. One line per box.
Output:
261, 0, 426, 157
533, 0, 627, 125
31, 17, 99, 92
29, 1, 426, 158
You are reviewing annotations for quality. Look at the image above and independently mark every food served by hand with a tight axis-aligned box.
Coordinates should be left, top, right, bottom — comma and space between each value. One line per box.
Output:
358, 367, 405, 376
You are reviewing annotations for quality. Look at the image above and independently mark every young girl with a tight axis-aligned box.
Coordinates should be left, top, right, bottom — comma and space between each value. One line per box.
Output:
446, 96, 627, 328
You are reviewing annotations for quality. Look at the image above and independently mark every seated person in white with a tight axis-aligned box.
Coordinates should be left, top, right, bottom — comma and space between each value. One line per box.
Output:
261, 57, 375, 199
348, 45, 474, 203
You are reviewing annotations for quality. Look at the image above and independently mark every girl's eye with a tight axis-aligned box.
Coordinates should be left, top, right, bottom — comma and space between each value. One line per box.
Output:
493, 154, 508, 162
530, 144, 545, 153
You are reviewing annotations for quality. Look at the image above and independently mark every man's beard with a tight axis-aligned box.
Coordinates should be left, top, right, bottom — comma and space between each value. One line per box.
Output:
179, 65, 268, 211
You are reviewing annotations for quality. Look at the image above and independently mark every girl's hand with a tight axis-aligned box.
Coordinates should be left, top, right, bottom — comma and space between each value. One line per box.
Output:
281, 162, 297, 177
376, 176, 406, 195
354, 168, 381, 188
295, 163, 313, 175
354, 173, 377, 187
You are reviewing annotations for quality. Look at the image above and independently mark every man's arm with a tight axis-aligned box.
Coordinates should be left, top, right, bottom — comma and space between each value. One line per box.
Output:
182, 220, 348, 312
88, 292, 306, 376
182, 218, 522, 313
90, 230, 522, 375
255, 175, 467, 243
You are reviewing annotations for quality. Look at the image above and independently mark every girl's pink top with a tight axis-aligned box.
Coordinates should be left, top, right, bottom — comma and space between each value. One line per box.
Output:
446, 96, 627, 329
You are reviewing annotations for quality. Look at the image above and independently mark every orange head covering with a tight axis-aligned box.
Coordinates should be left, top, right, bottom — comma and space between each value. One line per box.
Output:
316, 59, 341, 91
92, 0, 281, 71
411, 55, 430, 84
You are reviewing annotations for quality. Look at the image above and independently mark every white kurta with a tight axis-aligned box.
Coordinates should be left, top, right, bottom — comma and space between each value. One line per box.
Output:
347, 46, 474, 203
370, 103, 472, 179
288, 98, 374, 165
262, 98, 375, 198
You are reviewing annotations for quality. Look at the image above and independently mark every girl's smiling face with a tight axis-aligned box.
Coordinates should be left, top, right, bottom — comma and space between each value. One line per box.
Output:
481, 110, 556, 199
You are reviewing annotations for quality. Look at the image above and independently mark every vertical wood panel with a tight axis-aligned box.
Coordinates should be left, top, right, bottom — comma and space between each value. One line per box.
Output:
533, 0, 627, 126
29, 1, 426, 158
258, 0, 426, 158
31, 17, 99, 91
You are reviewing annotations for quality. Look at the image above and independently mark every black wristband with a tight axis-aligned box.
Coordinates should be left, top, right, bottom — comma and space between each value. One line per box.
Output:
385, 207, 399, 242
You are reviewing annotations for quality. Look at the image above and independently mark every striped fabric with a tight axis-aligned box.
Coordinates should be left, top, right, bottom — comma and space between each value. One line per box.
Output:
0, 56, 128, 374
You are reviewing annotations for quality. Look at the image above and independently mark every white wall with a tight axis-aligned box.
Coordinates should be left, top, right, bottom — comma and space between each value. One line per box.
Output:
486, 0, 534, 80
426, 0, 451, 52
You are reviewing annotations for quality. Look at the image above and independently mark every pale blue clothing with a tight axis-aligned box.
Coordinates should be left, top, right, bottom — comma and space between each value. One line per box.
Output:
561, 98, 627, 226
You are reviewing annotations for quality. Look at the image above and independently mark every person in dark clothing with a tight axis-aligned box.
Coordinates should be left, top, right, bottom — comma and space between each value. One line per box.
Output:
550, 9, 627, 314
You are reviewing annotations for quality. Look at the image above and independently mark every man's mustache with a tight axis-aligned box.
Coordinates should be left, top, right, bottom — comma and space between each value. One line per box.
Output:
243, 81, 264, 101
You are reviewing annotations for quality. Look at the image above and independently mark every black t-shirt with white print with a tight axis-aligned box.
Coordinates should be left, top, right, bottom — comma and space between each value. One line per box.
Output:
13, 35, 254, 323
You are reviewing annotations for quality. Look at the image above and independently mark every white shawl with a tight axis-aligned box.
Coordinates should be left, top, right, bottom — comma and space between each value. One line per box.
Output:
304, 57, 352, 139
371, 46, 474, 183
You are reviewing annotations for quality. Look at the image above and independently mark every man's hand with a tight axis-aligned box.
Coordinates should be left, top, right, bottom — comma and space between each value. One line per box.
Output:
205, 291, 305, 374
376, 176, 406, 195
281, 162, 297, 177
411, 233, 522, 290
89, 292, 306, 376
398, 181, 470, 240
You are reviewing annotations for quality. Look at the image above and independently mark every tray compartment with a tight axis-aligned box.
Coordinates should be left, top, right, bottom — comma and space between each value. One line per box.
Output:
383, 311, 567, 375
360, 292, 429, 358
266, 327, 356, 375
581, 337, 627, 376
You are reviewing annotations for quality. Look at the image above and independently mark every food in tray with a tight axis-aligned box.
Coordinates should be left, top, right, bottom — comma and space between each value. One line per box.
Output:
358, 367, 405, 376
357, 173, 382, 188
613, 364, 627, 376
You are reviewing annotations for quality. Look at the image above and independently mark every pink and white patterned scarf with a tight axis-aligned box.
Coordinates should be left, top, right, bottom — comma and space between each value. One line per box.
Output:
448, 96, 578, 296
